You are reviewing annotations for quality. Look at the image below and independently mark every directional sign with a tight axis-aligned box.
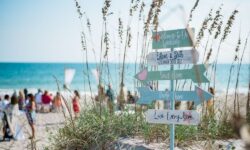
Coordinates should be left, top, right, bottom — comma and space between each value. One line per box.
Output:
135, 64, 209, 83
152, 28, 194, 49
136, 86, 213, 106
145, 109, 200, 125
147, 49, 199, 65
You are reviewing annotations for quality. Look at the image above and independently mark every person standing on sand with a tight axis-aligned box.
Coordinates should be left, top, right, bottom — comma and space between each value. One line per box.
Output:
41, 90, 52, 113
5, 92, 19, 140
0, 95, 10, 140
25, 94, 36, 139
35, 89, 43, 112
72, 90, 80, 118
53, 92, 62, 112
106, 84, 114, 114
24, 88, 28, 101
18, 90, 25, 110
207, 87, 215, 115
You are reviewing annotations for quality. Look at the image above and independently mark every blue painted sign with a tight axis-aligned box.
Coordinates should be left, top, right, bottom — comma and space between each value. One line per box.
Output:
152, 28, 194, 49
137, 86, 213, 106
135, 64, 209, 83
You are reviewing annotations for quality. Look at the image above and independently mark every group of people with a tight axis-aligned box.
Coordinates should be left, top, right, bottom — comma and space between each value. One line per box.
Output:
0, 91, 35, 141
0, 88, 81, 141
95, 84, 139, 113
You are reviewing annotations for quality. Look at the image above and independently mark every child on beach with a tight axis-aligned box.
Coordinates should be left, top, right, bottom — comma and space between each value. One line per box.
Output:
72, 90, 80, 118
25, 94, 36, 139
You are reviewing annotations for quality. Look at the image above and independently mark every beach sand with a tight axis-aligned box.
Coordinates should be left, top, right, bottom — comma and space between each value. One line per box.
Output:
0, 113, 65, 150
0, 92, 248, 150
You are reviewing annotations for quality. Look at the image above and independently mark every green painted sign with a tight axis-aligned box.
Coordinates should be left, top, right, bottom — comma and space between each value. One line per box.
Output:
152, 28, 194, 49
135, 64, 209, 83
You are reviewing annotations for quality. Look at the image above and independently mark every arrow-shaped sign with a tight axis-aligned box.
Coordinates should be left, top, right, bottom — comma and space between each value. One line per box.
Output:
135, 64, 209, 83
152, 28, 194, 49
137, 86, 213, 106
147, 49, 199, 65
145, 109, 200, 125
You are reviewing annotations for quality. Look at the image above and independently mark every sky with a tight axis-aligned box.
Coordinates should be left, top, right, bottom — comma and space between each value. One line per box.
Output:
0, 0, 249, 63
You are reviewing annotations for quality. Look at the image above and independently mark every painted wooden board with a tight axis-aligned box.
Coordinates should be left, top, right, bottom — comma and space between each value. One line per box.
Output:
135, 64, 209, 83
152, 28, 194, 49
136, 86, 213, 106
145, 109, 200, 125
146, 49, 199, 65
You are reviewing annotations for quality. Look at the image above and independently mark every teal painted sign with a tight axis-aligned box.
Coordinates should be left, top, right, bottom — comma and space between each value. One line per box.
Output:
135, 64, 209, 83
146, 109, 200, 125
147, 49, 199, 65
137, 86, 213, 106
152, 28, 194, 49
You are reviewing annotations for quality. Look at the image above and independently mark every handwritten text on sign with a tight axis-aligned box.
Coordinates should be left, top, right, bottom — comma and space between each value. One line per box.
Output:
135, 64, 209, 83
152, 28, 194, 49
146, 109, 200, 125
136, 86, 213, 106
147, 49, 199, 65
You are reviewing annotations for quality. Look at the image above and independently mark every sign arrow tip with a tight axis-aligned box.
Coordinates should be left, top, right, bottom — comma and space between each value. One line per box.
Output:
135, 68, 148, 81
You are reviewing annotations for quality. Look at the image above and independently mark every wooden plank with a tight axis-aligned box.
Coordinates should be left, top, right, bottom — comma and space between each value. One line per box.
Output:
145, 109, 200, 125
146, 49, 199, 65
136, 86, 213, 106
135, 64, 209, 83
152, 28, 194, 49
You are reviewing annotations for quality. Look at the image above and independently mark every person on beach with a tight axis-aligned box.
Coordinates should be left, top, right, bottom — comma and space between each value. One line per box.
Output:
53, 92, 62, 112
0, 95, 10, 140
72, 90, 80, 118
106, 84, 114, 114
25, 94, 36, 139
127, 90, 135, 104
4, 92, 19, 140
1, 95, 10, 107
41, 90, 52, 113
24, 88, 28, 101
207, 87, 215, 115
18, 90, 25, 110
35, 89, 43, 112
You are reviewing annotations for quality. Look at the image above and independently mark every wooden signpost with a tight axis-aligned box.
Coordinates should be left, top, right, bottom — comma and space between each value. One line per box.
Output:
145, 109, 200, 125
152, 28, 194, 49
135, 28, 213, 150
136, 86, 213, 106
135, 64, 209, 83
146, 49, 199, 65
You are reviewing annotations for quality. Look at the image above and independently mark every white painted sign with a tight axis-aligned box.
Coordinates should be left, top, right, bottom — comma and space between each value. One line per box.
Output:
146, 49, 199, 65
145, 109, 200, 125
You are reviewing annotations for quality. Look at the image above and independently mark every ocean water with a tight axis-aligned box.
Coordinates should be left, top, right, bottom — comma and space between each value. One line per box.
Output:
0, 63, 249, 95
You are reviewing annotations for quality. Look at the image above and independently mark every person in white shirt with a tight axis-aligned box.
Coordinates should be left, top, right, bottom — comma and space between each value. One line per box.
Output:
35, 89, 43, 112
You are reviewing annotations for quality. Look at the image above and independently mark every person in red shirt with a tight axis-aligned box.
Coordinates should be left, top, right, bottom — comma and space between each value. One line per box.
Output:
41, 91, 52, 112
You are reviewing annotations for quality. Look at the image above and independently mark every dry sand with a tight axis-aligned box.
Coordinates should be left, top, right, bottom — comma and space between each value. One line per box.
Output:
0, 113, 65, 150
